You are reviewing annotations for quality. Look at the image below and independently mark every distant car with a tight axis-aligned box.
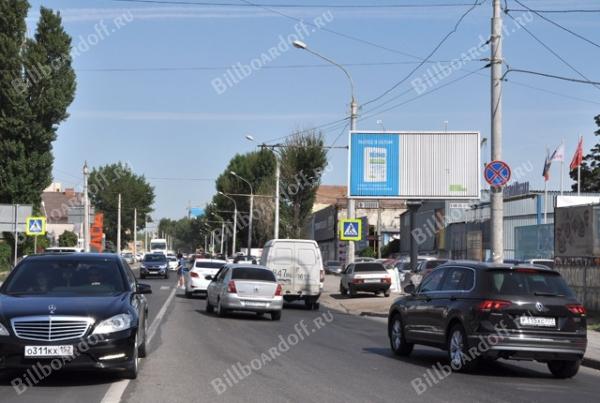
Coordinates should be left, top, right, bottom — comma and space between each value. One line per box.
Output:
234, 255, 257, 264
324, 260, 343, 275
44, 247, 85, 253
339, 262, 391, 298
388, 262, 587, 378
355, 257, 376, 263
121, 252, 134, 264
167, 256, 179, 271
140, 253, 169, 279
524, 259, 555, 270
205, 265, 283, 320
184, 259, 227, 298
416, 259, 449, 277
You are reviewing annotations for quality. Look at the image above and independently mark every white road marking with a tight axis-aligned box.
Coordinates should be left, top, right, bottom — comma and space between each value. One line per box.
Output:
100, 286, 177, 403
160, 286, 170, 290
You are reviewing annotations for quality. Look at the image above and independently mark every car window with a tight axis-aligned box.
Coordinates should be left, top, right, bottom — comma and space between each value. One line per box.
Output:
418, 269, 445, 293
122, 260, 137, 290
215, 268, 228, 282
439, 267, 474, 292
354, 263, 386, 272
144, 254, 167, 262
195, 261, 226, 269
231, 268, 276, 282
486, 269, 573, 297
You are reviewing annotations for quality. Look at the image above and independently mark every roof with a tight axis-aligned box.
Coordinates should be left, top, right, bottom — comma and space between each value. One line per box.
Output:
42, 189, 83, 224
25, 252, 119, 261
315, 185, 347, 206
438, 260, 554, 272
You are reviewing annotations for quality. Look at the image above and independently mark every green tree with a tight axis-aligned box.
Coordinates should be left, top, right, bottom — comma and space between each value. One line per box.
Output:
58, 230, 78, 247
571, 115, 600, 192
88, 163, 155, 250
0, 2, 76, 206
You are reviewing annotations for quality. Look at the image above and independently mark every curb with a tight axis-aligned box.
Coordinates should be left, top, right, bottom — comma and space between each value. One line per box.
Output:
359, 312, 388, 319
582, 357, 600, 371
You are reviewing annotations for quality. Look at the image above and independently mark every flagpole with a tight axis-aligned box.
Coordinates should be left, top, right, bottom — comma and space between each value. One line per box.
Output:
578, 164, 581, 196
544, 179, 548, 224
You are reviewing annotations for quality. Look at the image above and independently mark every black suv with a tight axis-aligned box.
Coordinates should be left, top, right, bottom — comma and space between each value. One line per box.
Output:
388, 262, 587, 378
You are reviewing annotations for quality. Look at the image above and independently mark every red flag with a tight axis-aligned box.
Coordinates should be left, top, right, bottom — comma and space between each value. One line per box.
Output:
570, 137, 584, 170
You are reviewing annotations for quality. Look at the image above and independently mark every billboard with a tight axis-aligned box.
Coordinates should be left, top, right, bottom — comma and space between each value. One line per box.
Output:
349, 131, 480, 199
0, 204, 33, 232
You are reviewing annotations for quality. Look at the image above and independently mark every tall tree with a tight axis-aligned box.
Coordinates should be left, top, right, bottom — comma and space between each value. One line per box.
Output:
0, 2, 76, 205
571, 115, 600, 192
88, 163, 155, 250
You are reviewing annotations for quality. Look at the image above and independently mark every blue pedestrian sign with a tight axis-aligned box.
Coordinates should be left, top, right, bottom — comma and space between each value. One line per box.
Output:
340, 219, 362, 242
26, 216, 46, 236
484, 160, 511, 187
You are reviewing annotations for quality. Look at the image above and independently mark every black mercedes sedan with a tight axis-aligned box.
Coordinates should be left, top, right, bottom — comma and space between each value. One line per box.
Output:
0, 253, 151, 379
388, 261, 587, 378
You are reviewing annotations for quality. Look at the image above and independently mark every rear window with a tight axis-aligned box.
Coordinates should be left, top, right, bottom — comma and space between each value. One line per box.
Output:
195, 261, 225, 269
354, 263, 387, 273
486, 269, 574, 297
232, 268, 276, 282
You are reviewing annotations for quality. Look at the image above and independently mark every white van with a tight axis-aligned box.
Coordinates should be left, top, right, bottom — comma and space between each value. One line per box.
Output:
260, 239, 324, 310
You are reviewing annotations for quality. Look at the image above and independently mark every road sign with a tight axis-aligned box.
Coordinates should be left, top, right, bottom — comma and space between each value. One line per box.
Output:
26, 216, 46, 236
484, 160, 511, 187
340, 219, 362, 241
0, 204, 33, 232
349, 131, 481, 199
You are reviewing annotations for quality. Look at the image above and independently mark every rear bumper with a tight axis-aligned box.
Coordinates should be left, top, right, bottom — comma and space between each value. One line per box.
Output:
351, 283, 391, 292
468, 333, 587, 362
186, 277, 211, 293
221, 294, 283, 312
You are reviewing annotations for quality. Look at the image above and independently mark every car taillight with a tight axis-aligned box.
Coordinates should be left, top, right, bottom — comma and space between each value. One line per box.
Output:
352, 278, 364, 284
275, 284, 282, 296
227, 280, 237, 293
567, 304, 586, 315
381, 277, 391, 284
320, 270, 325, 282
479, 300, 511, 311
190, 271, 199, 278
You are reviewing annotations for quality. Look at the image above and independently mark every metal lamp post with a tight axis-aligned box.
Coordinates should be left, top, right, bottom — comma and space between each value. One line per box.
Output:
230, 171, 254, 256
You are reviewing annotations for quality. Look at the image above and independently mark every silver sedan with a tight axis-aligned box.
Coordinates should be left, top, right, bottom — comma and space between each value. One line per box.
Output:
206, 264, 283, 321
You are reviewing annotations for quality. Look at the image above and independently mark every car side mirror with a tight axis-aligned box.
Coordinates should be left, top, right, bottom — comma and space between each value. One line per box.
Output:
205, 275, 213, 281
136, 283, 152, 294
404, 284, 416, 295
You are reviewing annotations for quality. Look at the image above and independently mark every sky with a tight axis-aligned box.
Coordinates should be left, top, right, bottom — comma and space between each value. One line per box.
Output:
23, 0, 600, 221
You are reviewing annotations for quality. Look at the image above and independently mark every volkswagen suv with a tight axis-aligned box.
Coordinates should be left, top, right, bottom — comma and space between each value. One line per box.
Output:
388, 262, 587, 378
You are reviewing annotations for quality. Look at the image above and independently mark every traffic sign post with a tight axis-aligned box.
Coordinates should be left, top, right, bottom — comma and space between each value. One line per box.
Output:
340, 219, 362, 242
26, 217, 46, 236
484, 160, 511, 188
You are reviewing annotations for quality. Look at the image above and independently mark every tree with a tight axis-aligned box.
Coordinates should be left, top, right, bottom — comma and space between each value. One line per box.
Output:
58, 230, 78, 247
278, 131, 328, 238
88, 163, 155, 250
0, 2, 76, 206
571, 115, 600, 192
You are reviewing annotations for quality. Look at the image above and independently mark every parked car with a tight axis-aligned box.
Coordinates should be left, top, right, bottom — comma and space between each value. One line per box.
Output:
121, 252, 134, 264
355, 257, 376, 263
339, 262, 392, 298
205, 265, 283, 320
324, 260, 343, 275
140, 253, 169, 279
167, 255, 179, 271
261, 239, 323, 310
234, 255, 257, 264
388, 262, 587, 378
184, 259, 227, 298
416, 259, 449, 277
0, 253, 151, 379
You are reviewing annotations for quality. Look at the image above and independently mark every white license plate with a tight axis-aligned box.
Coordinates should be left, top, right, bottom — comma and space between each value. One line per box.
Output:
24, 345, 74, 358
519, 316, 556, 327
364, 279, 380, 283
244, 301, 267, 307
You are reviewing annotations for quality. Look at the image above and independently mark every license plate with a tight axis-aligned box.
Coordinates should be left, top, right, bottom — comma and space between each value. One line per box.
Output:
244, 301, 266, 307
364, 279, 380, 283
25, 345, 74, 358
519, 316, 556, 327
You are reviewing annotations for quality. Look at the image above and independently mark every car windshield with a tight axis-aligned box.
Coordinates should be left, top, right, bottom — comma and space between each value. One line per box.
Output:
2, 258, 127, 296
232, 268, 276, 282
144, 254, 167, 262
168, 257, 177, 262
354, 263, 387, 273
486, 269, 574, 297
195, 261, 225, 269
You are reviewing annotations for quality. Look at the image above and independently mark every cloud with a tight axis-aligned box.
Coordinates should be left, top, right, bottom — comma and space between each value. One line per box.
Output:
70, 110, 339, 121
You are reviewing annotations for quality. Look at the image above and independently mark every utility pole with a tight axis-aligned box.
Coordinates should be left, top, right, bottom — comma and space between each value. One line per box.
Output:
490, 0, 504, 263
144, 215, 148, 252
13, 204, 19, 267
220, 220, 225, 255
274, 157, 281, 240
133, 208, 137, 258
347, 99, 358, 264
83, 161, 90, 252
377, 204, 382, 259
117, 193, 122, 255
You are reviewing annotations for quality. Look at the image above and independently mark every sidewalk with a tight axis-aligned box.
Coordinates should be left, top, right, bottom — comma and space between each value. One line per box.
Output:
319, 274, 600, 371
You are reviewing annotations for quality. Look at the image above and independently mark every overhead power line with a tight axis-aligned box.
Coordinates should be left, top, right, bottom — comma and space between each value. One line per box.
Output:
503, 68, 600, 86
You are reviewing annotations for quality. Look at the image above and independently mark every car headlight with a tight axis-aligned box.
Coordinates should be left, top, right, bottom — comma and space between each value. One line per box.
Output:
0, 323, 9, 336
92, 314, 133, 335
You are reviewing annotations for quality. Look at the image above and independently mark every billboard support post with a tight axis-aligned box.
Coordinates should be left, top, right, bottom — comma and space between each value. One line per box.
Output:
407, 201, 422, 272
13, 204, 19, 267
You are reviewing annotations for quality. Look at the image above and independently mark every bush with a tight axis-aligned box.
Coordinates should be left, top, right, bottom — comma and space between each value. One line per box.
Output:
59, 231, 79, 247
358, 246, 376, 258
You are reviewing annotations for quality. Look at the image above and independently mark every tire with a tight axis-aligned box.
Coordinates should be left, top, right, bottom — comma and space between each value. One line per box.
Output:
256, 312, 265, 318
271, 311, 282, 321
205, 298, 214, 313
164, 273, 169, 280
548, 359, 581, 379
123, 334, 139, 380
389, 314, 413, 356
216, 298, 228, 317
349, 286, 357, 298
340, 283, 348, 296
447, 324, 478, 372
384, 289, 391, 297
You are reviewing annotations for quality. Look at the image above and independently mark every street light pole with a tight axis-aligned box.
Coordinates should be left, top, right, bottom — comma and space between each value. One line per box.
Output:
218, 192, 238, 255
293, 40, 358, 264
117, 193, 122, 255
83, 161, 90, 252
231, 172, 254, 256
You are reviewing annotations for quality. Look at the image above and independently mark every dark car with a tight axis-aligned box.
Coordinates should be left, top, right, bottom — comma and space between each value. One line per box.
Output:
388, 262, 587, 378
0, 253, 151, 379
140, 253, 169, 279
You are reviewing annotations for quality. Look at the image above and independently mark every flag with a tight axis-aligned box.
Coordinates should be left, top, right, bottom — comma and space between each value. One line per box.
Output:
550, 142, 565, 162
542, 148, 552, 181
570, 136, 584, 170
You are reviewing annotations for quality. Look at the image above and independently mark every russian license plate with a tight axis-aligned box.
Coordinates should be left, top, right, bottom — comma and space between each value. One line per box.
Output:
364, 279, 380, 283
519, 316, 556, 328
244, 301, 266, 307
25, 345, 74, 357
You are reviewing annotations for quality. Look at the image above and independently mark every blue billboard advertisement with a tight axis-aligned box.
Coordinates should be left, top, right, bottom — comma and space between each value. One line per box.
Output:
349, 133, 399, 197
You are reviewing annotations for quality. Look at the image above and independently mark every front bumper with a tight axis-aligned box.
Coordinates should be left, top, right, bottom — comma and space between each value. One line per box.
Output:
0, 329, 137, 371
221, 294, 283, 312
140, 267, 168, 276
468, 333, 587, 362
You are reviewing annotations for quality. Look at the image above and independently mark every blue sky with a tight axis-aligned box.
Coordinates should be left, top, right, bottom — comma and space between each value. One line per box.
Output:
25, 0, 600, 220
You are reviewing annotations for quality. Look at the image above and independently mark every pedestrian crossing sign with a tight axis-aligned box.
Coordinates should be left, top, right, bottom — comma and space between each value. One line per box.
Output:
340, 219, 362, 241
26, 216, 46, 236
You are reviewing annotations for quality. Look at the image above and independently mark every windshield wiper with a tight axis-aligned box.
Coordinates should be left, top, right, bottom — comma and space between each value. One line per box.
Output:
534, 292, 564, 297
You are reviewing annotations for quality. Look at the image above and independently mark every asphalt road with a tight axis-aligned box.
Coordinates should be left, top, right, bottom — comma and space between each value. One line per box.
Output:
1, 270, 600, 403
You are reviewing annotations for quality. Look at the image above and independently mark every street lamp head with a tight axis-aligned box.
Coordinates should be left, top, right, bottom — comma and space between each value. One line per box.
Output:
230, 171, 237, 177
217, 191, 224, 196
245, 135, 255, 142
292, 40, 307, 50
